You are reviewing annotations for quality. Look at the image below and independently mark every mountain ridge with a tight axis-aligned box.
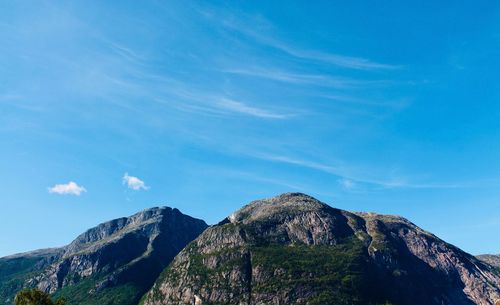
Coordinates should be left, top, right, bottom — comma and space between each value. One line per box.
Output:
2, 193, 499, 305
0, 206, 207, 305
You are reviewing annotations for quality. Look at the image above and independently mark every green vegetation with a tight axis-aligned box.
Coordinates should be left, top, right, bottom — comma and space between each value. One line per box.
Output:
14, 289, 66, 305
0, 256, 48, 304
1, 261, 146, 305
1, 258, 143, 305
147, 233, 393, 305
150, 243, 251, 303
51, 274, 142, 305
250, 238, 377, 305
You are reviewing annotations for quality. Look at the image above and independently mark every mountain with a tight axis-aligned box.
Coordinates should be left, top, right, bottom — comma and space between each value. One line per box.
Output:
2, 194, 499, 305
0, 207, 207, 305
142, 193, 500, 305
478, 255, 500, 269
0, 248, 64, 304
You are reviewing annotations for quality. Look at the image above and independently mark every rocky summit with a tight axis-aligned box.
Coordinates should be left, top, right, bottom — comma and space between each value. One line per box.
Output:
0, 206, 207, 305
142, 193, 500, 305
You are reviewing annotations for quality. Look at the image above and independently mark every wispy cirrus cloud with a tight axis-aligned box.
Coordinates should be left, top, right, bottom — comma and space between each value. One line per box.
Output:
249, 152, 466, 190
214, 98, 292, 119
154, 83, 296, 120
122, 173, 149, 190
270, 43, 401, 71
203, 9, 400, 71
222, 67, 384, 88
48, 181, 86, 195
320, 94, 411, 109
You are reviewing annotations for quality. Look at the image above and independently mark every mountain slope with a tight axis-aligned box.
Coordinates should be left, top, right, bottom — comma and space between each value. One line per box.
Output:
478, 255, 500, 269
478, 255, 500, 278
0, 248, 63, 304
0, 207, 207, 305
142, 193, 500, 305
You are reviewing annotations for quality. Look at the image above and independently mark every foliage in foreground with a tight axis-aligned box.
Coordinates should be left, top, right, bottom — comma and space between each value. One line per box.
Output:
14, 289, 66, 305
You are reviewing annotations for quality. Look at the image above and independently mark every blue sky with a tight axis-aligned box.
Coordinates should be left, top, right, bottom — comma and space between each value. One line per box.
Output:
1, 1, 500, 257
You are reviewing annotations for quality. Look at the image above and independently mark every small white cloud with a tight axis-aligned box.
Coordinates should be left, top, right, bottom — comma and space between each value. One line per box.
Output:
48, 181, 86, 196
338, 178, 356, 190
123, 173, 149, 191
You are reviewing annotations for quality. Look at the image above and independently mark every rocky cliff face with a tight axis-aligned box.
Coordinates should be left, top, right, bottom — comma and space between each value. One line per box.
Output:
0, 207, 207, 305
142, 193, 500, 305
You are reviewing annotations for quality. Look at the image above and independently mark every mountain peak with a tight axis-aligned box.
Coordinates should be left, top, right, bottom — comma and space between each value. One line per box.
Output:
64, 205, 181, 255
228, 192, 328, 224
144, 195, 500, 305
0, 206, 208, 305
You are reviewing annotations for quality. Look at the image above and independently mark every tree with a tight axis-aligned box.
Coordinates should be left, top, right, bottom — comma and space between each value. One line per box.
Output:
14, 289, 66, 305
